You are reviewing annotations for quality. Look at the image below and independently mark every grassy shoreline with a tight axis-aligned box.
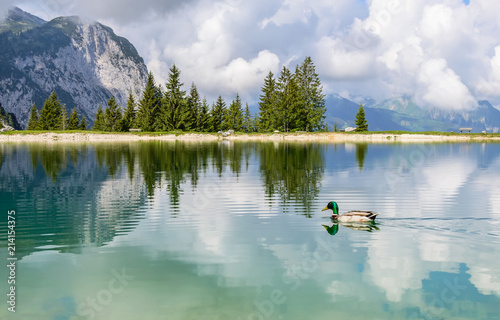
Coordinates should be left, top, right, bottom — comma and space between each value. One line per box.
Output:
1, 130, 500, 143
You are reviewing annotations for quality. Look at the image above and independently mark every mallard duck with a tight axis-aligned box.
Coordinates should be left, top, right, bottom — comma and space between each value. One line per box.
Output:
322, 224, 339, 236
322, 201, 379, 222
322, 222, 379, 235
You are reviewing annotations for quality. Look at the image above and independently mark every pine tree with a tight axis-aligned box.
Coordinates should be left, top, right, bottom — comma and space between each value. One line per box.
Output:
258, 71, 277, 132
104, 96, 122, 132
187, 83, 201, 131
27, 104, 40, 130
62, 106, 69, 130
333, 122, 338, 132
93, 105, 105, 131
198, 98, 210, 132
355, 104, 368, 132
252, 113, 259, 133
39, 91, 64, 130
226, 93, 243, 131
79, 115, 88, 130
210, 95, 226, 132
161, 64, 188, 131
295, 57, 326, 131
67, 108, 80, 130
275, 67, 290, 131
287, 76, 303, 131
137, 72, 162, 132
122, 91, 137, 131
276, 66, 301, 132
242, 103, 253, 133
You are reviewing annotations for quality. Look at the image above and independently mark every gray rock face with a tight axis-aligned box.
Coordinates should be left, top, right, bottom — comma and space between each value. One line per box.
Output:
0, 8, 148, 128
0, 125, 15, 132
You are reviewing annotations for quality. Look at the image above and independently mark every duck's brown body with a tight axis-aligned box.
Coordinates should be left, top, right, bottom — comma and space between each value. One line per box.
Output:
331, 211, 379, 222
323, 201, 379, 222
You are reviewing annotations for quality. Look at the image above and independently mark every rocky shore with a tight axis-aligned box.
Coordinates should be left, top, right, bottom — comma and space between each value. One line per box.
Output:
1, 132, 499, 143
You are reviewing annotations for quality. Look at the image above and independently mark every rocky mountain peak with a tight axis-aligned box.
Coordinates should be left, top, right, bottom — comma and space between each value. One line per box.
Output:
0, 7, 148, 128
0, 6, 46, 34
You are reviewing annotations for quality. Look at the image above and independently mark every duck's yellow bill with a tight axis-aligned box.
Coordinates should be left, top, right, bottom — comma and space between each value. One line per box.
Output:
322, 206, 329, 211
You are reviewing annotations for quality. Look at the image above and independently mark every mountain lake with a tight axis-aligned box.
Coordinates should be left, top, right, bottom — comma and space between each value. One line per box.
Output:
0, 140, 499, 320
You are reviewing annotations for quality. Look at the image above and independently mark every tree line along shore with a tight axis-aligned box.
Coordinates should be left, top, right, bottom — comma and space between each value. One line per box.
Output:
20, 57, 370, 134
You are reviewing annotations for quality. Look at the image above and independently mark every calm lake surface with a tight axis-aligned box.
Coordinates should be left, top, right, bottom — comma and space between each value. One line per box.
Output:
1, 141, 500, 320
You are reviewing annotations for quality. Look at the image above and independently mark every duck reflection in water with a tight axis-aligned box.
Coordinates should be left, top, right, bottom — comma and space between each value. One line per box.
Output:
323, 222, 380, 236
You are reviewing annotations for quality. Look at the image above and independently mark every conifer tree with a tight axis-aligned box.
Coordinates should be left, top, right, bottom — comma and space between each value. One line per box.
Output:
161, 64, 188, 131
39, 91, 64, 130
198, 98, 210, 132
67, 108, 80, 130
187, 83, 201, 131
276, 66, 301, 132
79, 115, 88, 130
252, 113, 259, 133
258, 71, 277, 132
287, 76, 303, 131
295, 57, 326, 131
355, 104, 368, 132
275, 67, 291, 131
122, 91, 137, 131
27, 104, 40, 130
104, 96, 122, 132
137, 72, 162, 132
93, 105, 105, 131
242, 103, 253, 133
62, 106, 69, 130
210, 95, 226, 132
226, 93, 243, 131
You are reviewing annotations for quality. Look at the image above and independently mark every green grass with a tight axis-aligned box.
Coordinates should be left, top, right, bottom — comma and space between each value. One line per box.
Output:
344, 130, 500, 137
0, 130, 220, 136
0, 130, 91, 135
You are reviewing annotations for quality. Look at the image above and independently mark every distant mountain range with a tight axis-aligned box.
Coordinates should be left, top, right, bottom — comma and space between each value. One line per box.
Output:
0, 7, 148, 127
325, 96, 500, 133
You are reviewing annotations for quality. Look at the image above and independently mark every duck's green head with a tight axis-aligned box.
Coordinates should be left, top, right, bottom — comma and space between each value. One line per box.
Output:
322, 224, 339, 236
322, 201, 339, 215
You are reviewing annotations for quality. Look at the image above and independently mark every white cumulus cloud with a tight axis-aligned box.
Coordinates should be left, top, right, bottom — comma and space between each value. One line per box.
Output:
7, 0, 500, 109
416, 59, 476, 110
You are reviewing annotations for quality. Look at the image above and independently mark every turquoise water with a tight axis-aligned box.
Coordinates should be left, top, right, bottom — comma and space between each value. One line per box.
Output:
1, 141, 500, 320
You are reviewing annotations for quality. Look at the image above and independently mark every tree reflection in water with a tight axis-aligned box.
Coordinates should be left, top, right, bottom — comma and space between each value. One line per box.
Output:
3, 140, 327, 257
355, 143, 368, 171
258, 142, 325, 216
23, 140, 327, 215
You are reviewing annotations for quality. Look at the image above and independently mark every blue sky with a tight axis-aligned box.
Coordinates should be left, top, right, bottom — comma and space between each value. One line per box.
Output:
3, 0, 500, 110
